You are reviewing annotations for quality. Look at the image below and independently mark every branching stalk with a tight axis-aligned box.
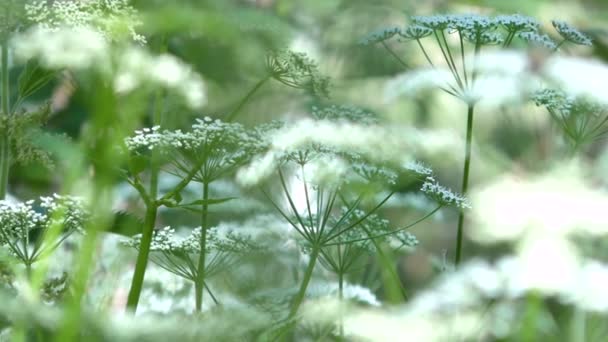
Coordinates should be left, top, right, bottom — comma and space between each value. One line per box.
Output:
225, 76, 270, 122
288, 246, 320, 318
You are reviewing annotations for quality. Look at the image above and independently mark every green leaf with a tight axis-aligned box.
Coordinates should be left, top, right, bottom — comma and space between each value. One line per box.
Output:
17, 60, 56, 101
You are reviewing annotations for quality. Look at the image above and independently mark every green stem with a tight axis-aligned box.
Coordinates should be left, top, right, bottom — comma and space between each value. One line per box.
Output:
338, 271, 344, 340
126, 204, 158, 310
454, 104, 474, 266
381, 41, 408, 69
0, 42, 10, 200
125, 36, 167, 310
288, 246, 320, 319
195, 181, 209, 312
225, 76, 270, 122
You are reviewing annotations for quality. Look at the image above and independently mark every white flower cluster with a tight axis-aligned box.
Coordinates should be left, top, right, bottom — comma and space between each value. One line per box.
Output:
126, 117, 263, 180
398, 25, 433, 40
517, 31, 557, 50
12, 27, 206, 109
238, 118, 461, 187
552, 20, 592, 46
12, 26, 109, 71
126, 117, 260, 153
421, 176, 470, 209
311, 105, 379, 125
358, 26, 401, 45
265, 50, 330, 98
0, 194, 87, 259
495, 14, 539, 33
306, 281, 381, 306
25, 0, 146, 44
114, 48, 207, 109
375, 14, 590, 53
125, 225, 258, 255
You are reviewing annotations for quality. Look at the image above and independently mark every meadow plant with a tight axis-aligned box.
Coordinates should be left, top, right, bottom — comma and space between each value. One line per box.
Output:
362, 13, 593, 265
0, 1, 606, 341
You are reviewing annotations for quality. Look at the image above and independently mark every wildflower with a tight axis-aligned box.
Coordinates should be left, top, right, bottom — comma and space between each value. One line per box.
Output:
358, 27, 401, 45
25, 0, 146, 44
265, 50, 330, 98
552, 20, 592, 46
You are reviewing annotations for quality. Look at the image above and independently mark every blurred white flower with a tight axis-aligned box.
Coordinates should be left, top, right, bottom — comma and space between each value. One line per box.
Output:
12, 26, 110, 71
543, 56, 608, 107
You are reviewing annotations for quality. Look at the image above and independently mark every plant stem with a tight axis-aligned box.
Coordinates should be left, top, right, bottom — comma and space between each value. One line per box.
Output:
125, 36, 167, 310
225, 76, 270, 122
126, 204, 158, 310
0, 42, 10, 200
338, 271, 344, 340
288, 246, 320, 319
454, 104, 474, 266
381, 41, 408, 69
195, 181, 209, 312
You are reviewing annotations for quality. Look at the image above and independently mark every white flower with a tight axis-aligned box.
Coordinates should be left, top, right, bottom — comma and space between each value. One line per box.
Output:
12, 26, 110, 71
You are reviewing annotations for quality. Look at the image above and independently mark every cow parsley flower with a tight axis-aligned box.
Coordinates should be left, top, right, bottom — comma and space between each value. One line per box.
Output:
358, 27, 402, 45
12, 25, 110, 71
552, 20, 592, 46
265, 50, 330, 98
421, 176, 470, 209
495, 14, 539, 34
517, 31, 557, 50
0, 194, 88, 265
25, 0, 146, 44
114, 48, 207, 109
124, 225, 259, 282
398, 25, 433, 41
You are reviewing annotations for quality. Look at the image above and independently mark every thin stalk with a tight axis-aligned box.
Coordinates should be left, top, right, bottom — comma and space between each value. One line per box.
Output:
439, 30, 464, 88
126, 204, 158, 310
194, 181, 209, 312
288, 246, 320, 318
0, 43, 10, 200
458, 33, 468, 88
433, 31, 463, 89
338, 271, 344, 340
381, 41, 408, 69
225, 76, 270, 122
454, 104, 474, 266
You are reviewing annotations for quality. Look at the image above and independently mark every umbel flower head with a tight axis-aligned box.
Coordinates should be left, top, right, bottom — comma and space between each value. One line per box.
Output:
25, 0, 146, 44
0, 194, 88, 264
265, 49, 330, 98
124, 225, 260, 281
532, 88, 608, 147
11, 26, 206, 109
552, 20, 592, 46
125, 117, 265, 183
